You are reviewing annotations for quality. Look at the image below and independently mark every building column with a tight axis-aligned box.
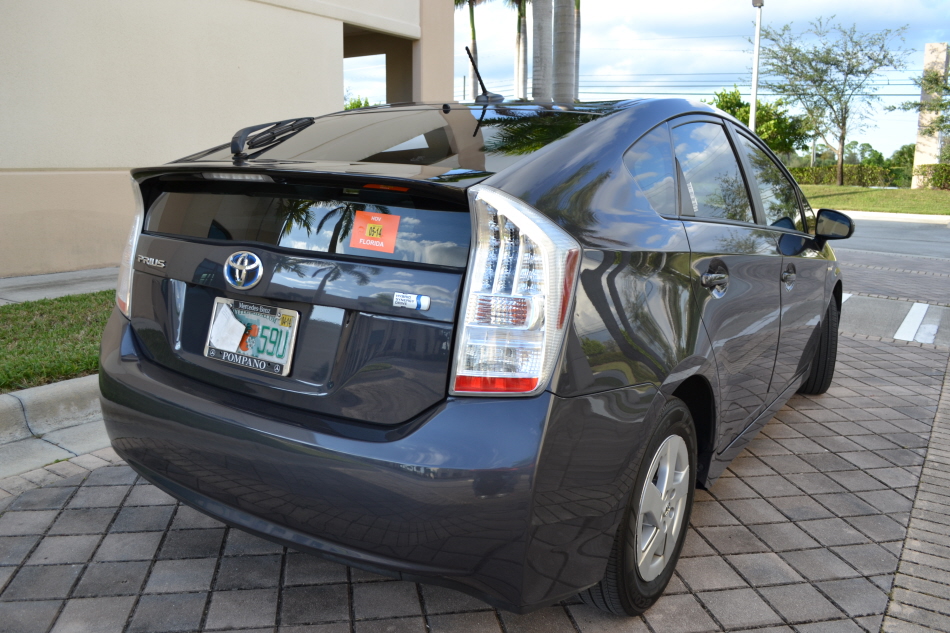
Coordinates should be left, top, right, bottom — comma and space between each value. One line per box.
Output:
912, 42, 949, 189
343, 32, 413, 104
412, 0, 454, 103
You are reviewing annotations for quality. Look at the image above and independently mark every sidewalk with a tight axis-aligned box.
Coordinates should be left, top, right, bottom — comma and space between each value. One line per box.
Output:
0, 375, 109, 480
0, 267, 117, 305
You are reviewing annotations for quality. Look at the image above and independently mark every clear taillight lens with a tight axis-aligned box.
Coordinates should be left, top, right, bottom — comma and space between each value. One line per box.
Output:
451, 185, 580, 396
116, 178, 144, 318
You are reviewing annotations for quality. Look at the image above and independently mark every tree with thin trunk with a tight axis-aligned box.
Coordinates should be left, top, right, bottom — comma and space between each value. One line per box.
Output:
706, 87, 809, 153
573, 0, 581, 101
890, 68, 950, 163
758, 17, 909, 185
505, 1, 529, 100
455, 0, 489, 101
552, 0, 575, 103
532, 0, 552, 102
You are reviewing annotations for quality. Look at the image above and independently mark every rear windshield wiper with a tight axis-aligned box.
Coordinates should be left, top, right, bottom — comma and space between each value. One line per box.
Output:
231, 118, 315, 160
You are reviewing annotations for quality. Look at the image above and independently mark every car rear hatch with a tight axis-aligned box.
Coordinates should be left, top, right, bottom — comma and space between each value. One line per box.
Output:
127, 169, 471, 426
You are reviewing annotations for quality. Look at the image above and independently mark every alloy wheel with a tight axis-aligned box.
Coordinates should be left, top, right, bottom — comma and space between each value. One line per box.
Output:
635, 434, 690, 582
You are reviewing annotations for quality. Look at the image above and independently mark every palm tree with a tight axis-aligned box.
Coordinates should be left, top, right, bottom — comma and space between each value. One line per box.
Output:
309, 261, 376, 298
504, 1, 529, 100
274, 259, 379, 302
573, 0, 581, 101
552, 0, 575, 103
276, 198, 317, 238
315, 203, 389, 253
532, 0, 552, 102
455, 0, 489, 101
481, 107, 600, 155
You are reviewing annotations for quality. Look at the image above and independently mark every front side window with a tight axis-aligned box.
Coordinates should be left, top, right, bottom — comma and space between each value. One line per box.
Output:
737, 135, 805, 231
623, 124, 676, 217
671, 122, 753, 223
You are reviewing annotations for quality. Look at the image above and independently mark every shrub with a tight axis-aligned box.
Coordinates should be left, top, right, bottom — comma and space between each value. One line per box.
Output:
789, 165, 892, 187
914, 164, 950, 190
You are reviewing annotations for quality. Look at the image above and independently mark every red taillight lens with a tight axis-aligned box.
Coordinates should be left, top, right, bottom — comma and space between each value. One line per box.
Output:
116, 178, 144, 319
450, 185, 581, 397
558, 249, 580, 329
453, 375, 539, 393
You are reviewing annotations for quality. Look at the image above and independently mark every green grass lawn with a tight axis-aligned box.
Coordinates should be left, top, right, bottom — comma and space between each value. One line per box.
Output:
799, 185, 950, 215
0, 290, 114, 393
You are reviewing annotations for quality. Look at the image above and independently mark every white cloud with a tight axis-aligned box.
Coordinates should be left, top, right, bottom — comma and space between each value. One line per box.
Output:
450, 0, 949, 156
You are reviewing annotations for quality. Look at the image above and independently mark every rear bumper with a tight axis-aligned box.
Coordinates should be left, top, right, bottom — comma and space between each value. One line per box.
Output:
99, 309, 657, 612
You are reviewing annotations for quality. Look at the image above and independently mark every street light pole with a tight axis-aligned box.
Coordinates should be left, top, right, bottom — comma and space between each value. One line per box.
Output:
749, 0, 763, 133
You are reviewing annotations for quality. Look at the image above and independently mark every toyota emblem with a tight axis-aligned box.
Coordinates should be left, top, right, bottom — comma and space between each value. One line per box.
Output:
224, 251, 263, 290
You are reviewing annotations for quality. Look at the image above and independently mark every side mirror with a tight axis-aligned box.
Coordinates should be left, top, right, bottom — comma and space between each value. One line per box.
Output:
815, 209, 854, 246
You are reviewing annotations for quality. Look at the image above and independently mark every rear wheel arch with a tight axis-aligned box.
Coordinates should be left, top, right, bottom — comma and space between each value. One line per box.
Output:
672, 375, 716, 488
580, 396, 698, 615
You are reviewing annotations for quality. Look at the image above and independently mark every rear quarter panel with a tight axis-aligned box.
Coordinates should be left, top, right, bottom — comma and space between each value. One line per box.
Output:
485, 102, 718, 400
482, 103, 725, 593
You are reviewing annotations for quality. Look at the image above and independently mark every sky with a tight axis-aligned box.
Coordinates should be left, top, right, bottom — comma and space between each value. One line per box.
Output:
343, 0, 949, 158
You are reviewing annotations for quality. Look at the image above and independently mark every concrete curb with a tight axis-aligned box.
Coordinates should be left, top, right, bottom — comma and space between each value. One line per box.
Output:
0, 394, 29, 444
844, 210, 950, 225
0, 375, 109, 480
0, 374, 102, 444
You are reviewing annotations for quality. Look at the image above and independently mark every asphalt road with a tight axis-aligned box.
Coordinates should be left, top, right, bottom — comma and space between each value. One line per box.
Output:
839, 211, 950, 259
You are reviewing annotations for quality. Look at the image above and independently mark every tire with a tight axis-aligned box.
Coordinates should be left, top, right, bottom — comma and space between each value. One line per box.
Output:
798, 298, 839, 395
580, 397, 697, 616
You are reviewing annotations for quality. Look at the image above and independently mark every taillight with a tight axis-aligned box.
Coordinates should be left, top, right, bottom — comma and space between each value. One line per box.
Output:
116, 178, 144, 318
450, 185, 580, 396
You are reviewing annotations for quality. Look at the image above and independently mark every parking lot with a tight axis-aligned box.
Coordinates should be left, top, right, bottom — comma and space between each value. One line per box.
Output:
2, 244, 950, 633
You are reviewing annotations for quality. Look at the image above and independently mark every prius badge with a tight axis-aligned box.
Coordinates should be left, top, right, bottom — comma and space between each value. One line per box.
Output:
224, 251, 263, 290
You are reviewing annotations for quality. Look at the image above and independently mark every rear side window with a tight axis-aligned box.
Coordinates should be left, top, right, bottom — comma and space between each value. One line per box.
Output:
672, 122, 753, 223
737, 135, 805, 231
623, 124, 676, 217
144, 182, 470, 268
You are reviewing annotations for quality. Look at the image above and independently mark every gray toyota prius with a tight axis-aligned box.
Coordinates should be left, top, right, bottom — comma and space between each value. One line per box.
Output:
99, 98, 854, 616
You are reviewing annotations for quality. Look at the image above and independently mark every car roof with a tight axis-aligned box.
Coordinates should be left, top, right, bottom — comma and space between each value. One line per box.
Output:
145, 98, 728, 189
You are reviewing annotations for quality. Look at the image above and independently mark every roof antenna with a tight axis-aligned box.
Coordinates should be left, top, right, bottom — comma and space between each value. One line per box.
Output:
465, 46, 504, 104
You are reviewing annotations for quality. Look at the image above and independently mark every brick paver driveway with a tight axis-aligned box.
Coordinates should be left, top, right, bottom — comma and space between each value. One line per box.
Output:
1, 332, 948, 633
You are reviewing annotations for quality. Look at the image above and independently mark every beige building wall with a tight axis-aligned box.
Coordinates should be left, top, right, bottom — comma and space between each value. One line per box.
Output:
0, 172, 140, 277
911, 43, 949, 189
0, 0, 453, 278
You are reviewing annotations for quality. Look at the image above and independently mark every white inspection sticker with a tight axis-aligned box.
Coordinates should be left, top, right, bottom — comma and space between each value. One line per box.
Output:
393, 292, 431, 311
686, 181, 700, 215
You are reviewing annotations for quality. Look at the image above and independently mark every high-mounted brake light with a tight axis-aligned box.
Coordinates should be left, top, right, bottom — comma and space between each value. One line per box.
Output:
116, 178, 145, 318
363, 183, 410, 192
203, 172, 273, 182
450, 185, 581, 396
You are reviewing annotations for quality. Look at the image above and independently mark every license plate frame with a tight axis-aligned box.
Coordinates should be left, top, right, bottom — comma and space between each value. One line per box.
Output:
203, 297, 300, 377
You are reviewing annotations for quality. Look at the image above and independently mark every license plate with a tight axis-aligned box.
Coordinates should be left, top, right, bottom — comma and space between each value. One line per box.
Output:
203, 297, 299, 376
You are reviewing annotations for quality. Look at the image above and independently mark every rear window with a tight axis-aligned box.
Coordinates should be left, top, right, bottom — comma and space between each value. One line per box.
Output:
144, 182, 470, 268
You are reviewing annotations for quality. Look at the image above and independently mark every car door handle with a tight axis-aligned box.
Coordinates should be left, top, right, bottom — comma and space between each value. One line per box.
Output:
782, 271, 796, 284
701, 273, 729, 288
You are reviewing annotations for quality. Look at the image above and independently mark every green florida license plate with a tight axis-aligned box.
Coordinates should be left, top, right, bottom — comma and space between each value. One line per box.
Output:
203, 297, 299, 376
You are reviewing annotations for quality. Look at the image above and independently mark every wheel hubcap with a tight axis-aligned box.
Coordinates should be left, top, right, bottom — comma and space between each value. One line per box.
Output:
635, 434, 690, 582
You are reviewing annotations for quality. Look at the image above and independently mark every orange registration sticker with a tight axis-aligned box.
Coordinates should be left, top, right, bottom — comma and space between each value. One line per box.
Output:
349, 210, 400, 253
